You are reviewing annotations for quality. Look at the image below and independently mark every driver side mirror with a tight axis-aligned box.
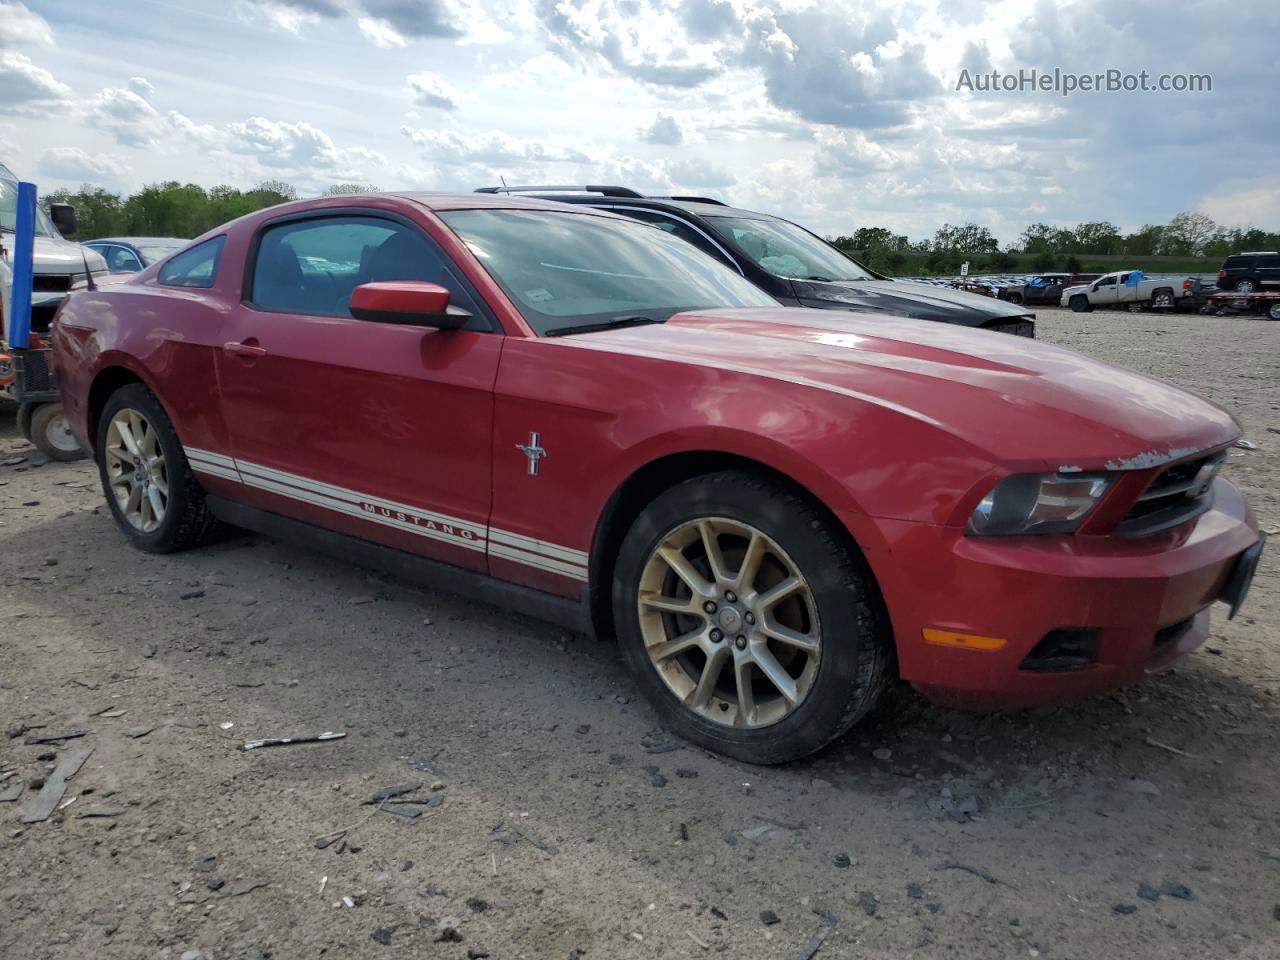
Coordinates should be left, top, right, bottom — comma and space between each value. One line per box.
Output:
349, 281, 470, 329
49, 203, 78, 238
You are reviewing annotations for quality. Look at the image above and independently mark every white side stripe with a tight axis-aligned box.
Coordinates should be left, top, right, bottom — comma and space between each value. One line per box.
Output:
488, 528, 589, 566
184, 445, 586, 580
489, 543, 589, 581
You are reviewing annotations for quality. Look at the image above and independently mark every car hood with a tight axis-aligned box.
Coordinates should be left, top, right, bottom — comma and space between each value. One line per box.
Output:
789, 278, 1030, 326
1061, 283, 1089, 297
575, 307, 1239, 468
32, 236, 107, 275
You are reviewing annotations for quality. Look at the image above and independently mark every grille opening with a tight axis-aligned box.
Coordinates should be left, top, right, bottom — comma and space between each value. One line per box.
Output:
1019, 628, 1100, 672
32, 274, 72, 294
1118, 452, 1224, 537
1154, 616, 1195, 649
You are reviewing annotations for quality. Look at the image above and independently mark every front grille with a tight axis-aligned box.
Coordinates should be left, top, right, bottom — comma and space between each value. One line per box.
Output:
32, 274, 72, 293
12, 349, 56, 398
1117, 451, 1225, 537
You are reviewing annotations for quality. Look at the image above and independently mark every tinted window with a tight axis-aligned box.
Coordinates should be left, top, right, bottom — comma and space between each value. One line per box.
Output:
705, 215, 876, 282
612, 209, 736, 269
158, 236, 225, 288
439, 209, 776, 336
1261, 255, 1280, 268
249, 215, 484, 322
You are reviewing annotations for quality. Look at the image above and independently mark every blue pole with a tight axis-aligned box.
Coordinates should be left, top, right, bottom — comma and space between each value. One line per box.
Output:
8, 181, 36, 349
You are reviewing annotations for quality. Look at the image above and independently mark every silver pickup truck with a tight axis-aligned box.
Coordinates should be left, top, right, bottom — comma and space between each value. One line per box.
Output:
1060, 270, 1200, 313
1, 162, 108, 343
2, 162, 106, 459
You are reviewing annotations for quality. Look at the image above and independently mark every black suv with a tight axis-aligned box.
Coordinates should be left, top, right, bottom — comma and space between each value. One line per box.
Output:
1217, 252, 1280, 292
475, 186, 1036, 336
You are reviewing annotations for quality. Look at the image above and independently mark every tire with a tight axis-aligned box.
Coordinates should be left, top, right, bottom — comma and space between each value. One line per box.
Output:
1151, 289, 1175, 310
95, 383, 216, 553
1268, 303, 1280, 321
612, 470, 891, 765
1069, 295, 1092, 313
29, 403, 86, 462
1126, 301, 1145, 314
1008, 293, 1023, 305
1234, 278, 1257, 292
17, 402, 35, 443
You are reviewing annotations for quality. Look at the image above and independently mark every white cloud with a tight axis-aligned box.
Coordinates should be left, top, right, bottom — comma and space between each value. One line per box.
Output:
357, 17, 407, 47
407, 71, 460, 110
0, 2, 54, 48
639, 113, 683, 145
85, 83, 162, 147
1200, 179, 1280, 230
38, 146, 128, 183
0, 52, 72, 113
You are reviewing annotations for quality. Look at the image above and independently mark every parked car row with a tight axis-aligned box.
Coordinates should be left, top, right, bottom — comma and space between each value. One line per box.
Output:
46, 189, 1263, 764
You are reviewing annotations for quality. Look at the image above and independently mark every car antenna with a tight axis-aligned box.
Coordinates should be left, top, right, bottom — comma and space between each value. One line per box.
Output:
499, 174, 509, 194
79, 245, 97, 291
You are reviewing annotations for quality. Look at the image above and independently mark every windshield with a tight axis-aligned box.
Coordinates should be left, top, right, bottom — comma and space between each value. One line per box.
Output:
0, 174, 57, 237
707, 215, 876, 282
439, 209, 777, 336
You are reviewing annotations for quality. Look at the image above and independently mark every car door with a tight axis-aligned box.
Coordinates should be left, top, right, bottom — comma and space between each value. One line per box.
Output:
1260, 254, 1280, 287
1092, 275, 1119, 305
214, 210, 502, 572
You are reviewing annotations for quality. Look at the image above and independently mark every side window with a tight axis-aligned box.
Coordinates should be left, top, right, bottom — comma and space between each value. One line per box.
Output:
248, 215, 487, 326
613, 209, 737, 269
1095, 276, 1116, 289
102, 245, 143, 274
158, 236, 225, 288
1261, 255, 1280, 268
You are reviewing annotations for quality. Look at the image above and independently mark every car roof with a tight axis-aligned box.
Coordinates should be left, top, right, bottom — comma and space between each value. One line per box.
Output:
472, 188, 780, 222
89, 237, 187, 245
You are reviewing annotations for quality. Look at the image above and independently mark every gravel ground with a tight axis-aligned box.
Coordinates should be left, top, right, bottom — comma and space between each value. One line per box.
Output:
1, 307, 1277, 960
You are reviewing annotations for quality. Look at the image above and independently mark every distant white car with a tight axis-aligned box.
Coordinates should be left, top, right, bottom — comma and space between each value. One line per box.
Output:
1060, 270, 1198, 313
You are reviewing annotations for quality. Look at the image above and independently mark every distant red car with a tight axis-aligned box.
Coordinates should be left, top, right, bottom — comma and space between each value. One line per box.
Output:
52, 193, 1262, 764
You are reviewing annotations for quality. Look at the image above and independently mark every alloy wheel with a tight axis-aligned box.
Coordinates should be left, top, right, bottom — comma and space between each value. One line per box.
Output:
104, 408, 169, 533
636, 517, 821, 728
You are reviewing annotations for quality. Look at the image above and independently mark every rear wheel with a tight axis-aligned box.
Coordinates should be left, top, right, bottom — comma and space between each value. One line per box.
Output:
612, 471, 891, 764
96, 383, 216, 553
1267, 303, 1280, 321
1069, 295, 1092, 313
29, 403, 86, 461
1151, 289, 1175, 310
1126, 301, 1145, 314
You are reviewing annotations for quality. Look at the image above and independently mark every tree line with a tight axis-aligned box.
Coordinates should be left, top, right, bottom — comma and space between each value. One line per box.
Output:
41, 180, 1277, 277
42, 181, 376, 241
831, 214, 1280, 276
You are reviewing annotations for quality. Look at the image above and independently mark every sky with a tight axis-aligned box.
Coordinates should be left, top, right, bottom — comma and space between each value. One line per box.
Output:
0, 0, 1276, 244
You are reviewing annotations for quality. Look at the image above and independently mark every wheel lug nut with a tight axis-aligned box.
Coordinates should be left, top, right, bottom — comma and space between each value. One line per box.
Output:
703, 601, 717, 614
710, 629, 723, 643
744, 612, 755, 625
725, 591, 737, 603
735, 635, 747, 650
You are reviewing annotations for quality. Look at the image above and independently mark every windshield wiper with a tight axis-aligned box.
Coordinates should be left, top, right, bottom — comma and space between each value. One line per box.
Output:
544, 315, 666, 337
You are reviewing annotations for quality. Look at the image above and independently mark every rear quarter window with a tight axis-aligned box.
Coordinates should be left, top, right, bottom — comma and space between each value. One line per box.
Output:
158, 236, 225, 288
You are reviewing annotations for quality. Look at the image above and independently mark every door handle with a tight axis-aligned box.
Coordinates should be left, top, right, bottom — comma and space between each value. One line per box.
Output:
223, 340, 267, 358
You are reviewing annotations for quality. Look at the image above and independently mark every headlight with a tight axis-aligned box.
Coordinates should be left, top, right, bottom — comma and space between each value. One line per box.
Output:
967, 472, 1111, 535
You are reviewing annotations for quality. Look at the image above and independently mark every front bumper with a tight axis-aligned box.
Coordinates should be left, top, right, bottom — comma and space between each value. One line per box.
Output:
867, 477, 1261, 710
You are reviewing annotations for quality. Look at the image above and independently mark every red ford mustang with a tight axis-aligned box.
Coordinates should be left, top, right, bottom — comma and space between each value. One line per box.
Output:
52, 193, 1263, 764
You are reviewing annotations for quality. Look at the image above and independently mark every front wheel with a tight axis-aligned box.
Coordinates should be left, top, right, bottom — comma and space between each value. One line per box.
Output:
96, 383, 216, 553
1235, 278, 1257, 292
1069, 295, 1092, 313
612, 471, 891, 764
29, 403, 86, 461
1126, 301, 1145, 314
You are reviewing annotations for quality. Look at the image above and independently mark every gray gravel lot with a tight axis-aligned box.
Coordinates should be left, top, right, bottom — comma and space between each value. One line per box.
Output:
1, 307, 1277, 960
